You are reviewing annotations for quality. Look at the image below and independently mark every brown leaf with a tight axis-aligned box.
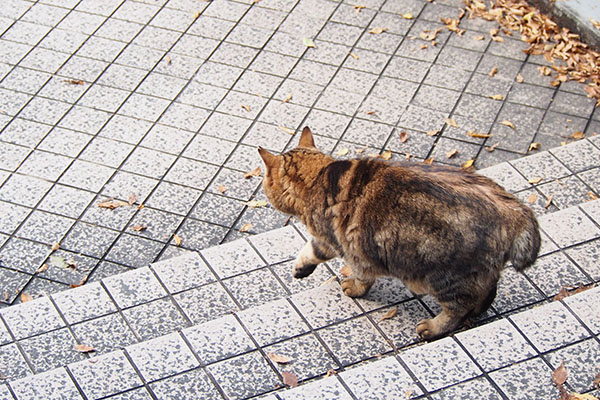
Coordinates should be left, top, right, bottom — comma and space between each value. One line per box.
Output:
268, 353, 293, 364
51, 242, 60, 252
354, 4, 366, 13
282, 371, 298, 387
593, 373, 600, 389
239, 223, 253, 233
132, 224, 147, 232
544, 194, 553, 209
489, 66, 498, 77
462, 159, 475, 169
467, 131, 491, 139
399, 131, 408, 143
369, 27, 387, 34
426, 129, 439, 136
165, 55, 172, 65
380, 307, 398, 321
553, 284, 596, 301
279, 126, 295, 135
553, 287, 570, 302
572, 131, 585, 139
528, 142, 541, 152
246, 200, 268, 208
193, 11, 201, 19
340, 265, 352, 277
552, 362, 567, 386
516, 73, 524, 83
485, 143, 499, 152
445, 118, 459, 128
527, 193, 538, 204
446, 149, 459, 159
20, 292, 33, 303
241, 104, 251, 112
500, 120, 515, 129
474, 34, 485, 40
282, 93, 293, 103
528, 177, 543, 184
74, 344, 95, 353
424, 157, 434, 165
218, 185, 226, 193
244, 167, 261, 179
489, 94, 504, 100
380, 150, 392, 160
326, 369, 338, 376
35, 264, 49, 274
588, 191, 599, 201
173, 234, 182, 246
128, 193, 138, 206
137, 203, 144, 210
420, 44, 428, 50
64, 79, 84, 85
70, 277, 87, 288
97, 199, 129, 209
349, 52, 359, 60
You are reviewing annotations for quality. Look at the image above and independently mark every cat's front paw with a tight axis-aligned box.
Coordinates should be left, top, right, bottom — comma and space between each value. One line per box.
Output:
292, 262, 317, 278
341, 278, 370, 297
416, 318, 443, 341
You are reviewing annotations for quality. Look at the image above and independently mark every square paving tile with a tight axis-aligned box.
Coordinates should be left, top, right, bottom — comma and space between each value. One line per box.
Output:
123, 297, 189, 341
52, 282, 117, 325
431, 377, 503, 400
223, 268, 287, 309
71, 313, 137, 355
544, 339, 600, 393
0, 343, 32, 380
566, 240, 600, 281
539, 207, 600, 248
149, 368, 222, 400
173, 282, 238, 325
525, 252, 590, 297
0, 297, 64, 340
151, 253, 215, 293
201, 239, 265, 279
279, 376, 352, 400
10, 367, 82, 400
563, 286, 600, 334
489, 357, 558, 400
370, 300, 433, 348
19, 328, 86, 373
103, 267, 167, 309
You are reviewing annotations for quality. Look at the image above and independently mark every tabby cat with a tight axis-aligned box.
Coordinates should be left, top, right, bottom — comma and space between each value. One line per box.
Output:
258, 127, 540, 340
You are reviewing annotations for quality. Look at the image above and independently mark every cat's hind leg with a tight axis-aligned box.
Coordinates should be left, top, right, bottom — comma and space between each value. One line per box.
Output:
341, 267, 375, 297
293, 238, 336, 278
416, 302, 469, 341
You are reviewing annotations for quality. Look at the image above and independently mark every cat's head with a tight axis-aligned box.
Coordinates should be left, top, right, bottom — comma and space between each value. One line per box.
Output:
258, 127, 330, 216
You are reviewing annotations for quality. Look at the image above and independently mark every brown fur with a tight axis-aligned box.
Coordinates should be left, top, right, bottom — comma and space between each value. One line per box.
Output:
259, 127, 540, 340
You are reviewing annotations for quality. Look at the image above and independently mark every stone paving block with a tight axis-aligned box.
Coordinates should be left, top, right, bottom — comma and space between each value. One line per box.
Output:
0, 174, 53, 208
0, 343, 32, 380
0, 384, 13, 400
489, 357, 559, 400
0, 320, 11, 345
566, 239, 600, 280
224, 268, 287, 309
37, 185, 95, 219
201, 239, 266, 279
104, 387, 152, 400
70, 350, 143, 399
430, 377, 503, 400
19, 328, 86, 373
455, 318, 536, 371
551, 139, 600, 174
151, 253, 215, 294
0, 297, 64, 340
538, 175, 592, 209
183, 314, 255, 365
102, 267, 168, 309
339, 356, 421, 399
52, 282, 116, 325
123, 298, 189, 341
207, 351, 279, 400
539, 207, 600, 248
545, 338, 600, 393
9, 367, 82, 400
71, 313, 137, 355
369, 300, 432, 349
354, 277, 414, 312
525, 252, 590, 297
279, 376, 352, 400
174, 282, 238, 325
127, 332, 199, 382
478, 162, 531, 193
510, 301, 589, 353
563, 287, 600, 334
149, 368, 222, 400
400, 337, 482, 392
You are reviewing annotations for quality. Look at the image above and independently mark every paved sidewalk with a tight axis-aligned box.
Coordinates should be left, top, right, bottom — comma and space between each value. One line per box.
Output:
1, 0, 599, 305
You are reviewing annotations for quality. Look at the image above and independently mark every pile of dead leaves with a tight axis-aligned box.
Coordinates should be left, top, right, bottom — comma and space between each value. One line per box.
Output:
464, 0, 600, 106
552, 362, 599, 400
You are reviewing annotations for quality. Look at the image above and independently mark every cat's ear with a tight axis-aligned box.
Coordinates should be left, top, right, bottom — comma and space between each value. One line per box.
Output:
258, 147, 277, 168
298, 126, 316, 148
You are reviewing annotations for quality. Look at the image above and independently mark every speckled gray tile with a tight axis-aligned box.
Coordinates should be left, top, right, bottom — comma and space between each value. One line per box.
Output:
271, 259, 336, 295
248, 226, 305, 265
123, 298, 188, 341
0, 297, 64, 340
525, 252, 590, 297
127, 332, 198, 382
279, 376, 352, 400
183, 314, 255, 365
10, 367, 82, 400
478, 162, 531, 193
174, 283, 238, 325
566, 240, 600, 280
149, 368, 222, 400
545, 338, 600, 393
510, 301, 589, 352
201, 239, 266, 279
563, 286, 600, 334
538, 175, 593, 209
400, 338, 481, 392
103, 387, 152, 400
223, 268, 287, 309
0, 343, 32, 380
431, 377, 503, 400
0, 384, 13, 400
490, 357, 558, 400
71, 313, 137, 355
52, 282, 116, 325
550, 139, 600, 174
539, 207, 600, 248
70, 350, 143, 399
151, 253, 215, 293
0, 320, 11, 346
19, 328, 86, 373
102, 267, 168, 309
370, 300, 432, 348
340, 356, 422, 400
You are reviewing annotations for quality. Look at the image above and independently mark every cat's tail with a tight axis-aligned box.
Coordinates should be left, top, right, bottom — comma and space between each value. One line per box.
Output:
509, 209, 541, 272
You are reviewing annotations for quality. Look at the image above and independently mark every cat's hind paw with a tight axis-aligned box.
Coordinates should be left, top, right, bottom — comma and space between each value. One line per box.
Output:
341, 278, 371, 298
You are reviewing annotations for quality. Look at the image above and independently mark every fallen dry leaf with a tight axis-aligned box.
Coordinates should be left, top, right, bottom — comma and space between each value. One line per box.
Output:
173, 234, 182, 246
97, 199, 129, 209
132, 224, 147, 232
70, 277, 87, 288
572, 131, 585, 140
516, 73, 524, 83
246, 200, 268, 208
426, 129, 439, 136
74, 344, 95, 353
489, 66, 498, 77
279, 126, 295, 135
528, 177, 543, 184
282, 371, 298, 387
553, 284, 596, 301
500, 120, 515, 129
445, 118, 459, 128
64, 79, 84, 85
137, 203, 144, 210
326, 369, 338, 376
402, 13, 413, 19
35, 264, 49, 274
485, 143, 499, 152
527, 193, 538, 203
349, 52, 359, 60
369, 27, 387, 34
193, 11, 201, 19
570, 393, 599, 400
322, 276, 337, 286
244, 167, 261, 179
164, 55, 172, 65
380, 150, 392, 160
241, 104, 251, 112
366, 110, 377, 116
282, 93, 292, 103
302, 37, 315, 48
588, 191, 599, 201
51, 242, 60, 252
239, 223, 253, 233
335, 148, 349, 156
489, 94, 504, 100
424, 158, 434, 165
128, 193, 138, 206
218, 185, 226, 193
462, 159, 475, 169
544, 194, 553, 209
420, 44, 428, 50
446, 149, 459, 159
552, 362, 568, 386
467, 131, 491, 139
380, 307, 398, 321
51, 255, 77, 270
268, 353, 293, 364
528, 142, 541, 152
399, 131, 408, 143
340, 265, 352, 277
594, 373, 600, 389
354, 4, 366, 13
475, 34, 485, 40
20, 292, 33, 303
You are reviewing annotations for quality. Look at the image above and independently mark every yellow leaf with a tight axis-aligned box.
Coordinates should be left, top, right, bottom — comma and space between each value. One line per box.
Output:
244, 167, 261, 179
462, 159, 475, 169
350, 52, 359, 60
218, 185, 226, 193
380, 150, 392, 160
516, 73, 524, 83
20, 292, 33, 303
340, 265, 352, 277
528, 177, 543, 184
424, 157, 434, 165
239, 223, 253, 233
444, 118, 459, 128
369, 27, 387, 34
500, 120, 515, 129
402, 13, 413, 19
173, 234, 182, 246
74, 344, 95, 353
528, 142, 541, 152
51, 242, 60, 252
302, 37, 315, 48
35, 264, 49, 274
467, 131, 491, 138
279, 126, 295, 135
282, 93, 292, 103
489, 94, 504, 100
588, 191, 599, 201
571, 393, 599, 400
268, 353, 293, 364
241, 104, 251, 112
354, 4, 366, 12
572, 131, 585, 139
380, 307, 398, 321
527, 193, 538, 203
446, 149, 459, 159
489, 66, 498, 77
335, 148, 349, 156
246, 200, 268, 208
426, 129, 439, 136
97, 199, 129, 209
